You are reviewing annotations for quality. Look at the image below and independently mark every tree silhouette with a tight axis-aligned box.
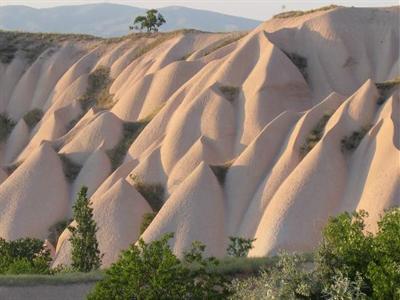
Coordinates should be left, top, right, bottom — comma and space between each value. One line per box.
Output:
130, 9, 166, 33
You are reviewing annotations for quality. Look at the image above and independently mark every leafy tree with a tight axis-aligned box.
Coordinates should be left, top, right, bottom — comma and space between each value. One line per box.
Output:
68, 186, 101, 272
87, 233, 230, 299
0, 238, 51, 274
130, 9, 166, 32
367, 208, 400, 298
227, 236, 256, 257
316, 208, 400, 298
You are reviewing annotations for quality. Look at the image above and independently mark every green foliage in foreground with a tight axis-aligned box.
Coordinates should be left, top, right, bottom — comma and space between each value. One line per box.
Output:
87, 233, 230, 300
227, 237, 256, 258
0, 238, 51, 275
69, 186, 102, 273
230, 208, 400, 299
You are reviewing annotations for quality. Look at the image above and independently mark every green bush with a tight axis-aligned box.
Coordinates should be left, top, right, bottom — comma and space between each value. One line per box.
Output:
229, 252, 315, 299
317, 208, 400, 298
139, 212, 157, 235
69, 186, 102, 272
299, 113, 331, 158
0, 113, 15, 142
87, 233, 230, 299
0, 238, 52, 275
227, 237, 256, 257
340, 126, 370, 153
230, 208, 400, 299
23, 109, 43, 129
130, 174, 165, 211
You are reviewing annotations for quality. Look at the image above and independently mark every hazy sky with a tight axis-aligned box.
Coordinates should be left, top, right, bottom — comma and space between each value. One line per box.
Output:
1, 0, 398, 20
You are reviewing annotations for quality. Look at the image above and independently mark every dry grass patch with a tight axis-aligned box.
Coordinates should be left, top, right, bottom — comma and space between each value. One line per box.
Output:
59, 154, 82, 182
78, 66, 114, 111
375, 77, 400, 105
283, 51, 308, 82
106, 121, 148, 171
219, 86, 240, 102
23, 109, 43, 129
130, 174, 165, 211
300, 113, 331, 158
273, 5, 339, 19
340, 126, 371, 153
0, 113, 16, 142
202, 33, 246, 57
0, 30, 99, 64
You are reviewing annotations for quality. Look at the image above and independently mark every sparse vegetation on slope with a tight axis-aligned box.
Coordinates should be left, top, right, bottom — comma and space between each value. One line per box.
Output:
219, 85, 240, 102
300, 113, 332, 158
23, 109, 43, 129
210, 160, 234, 186
340, 126, 371, 153
106, 121, 148, 170
0, 113, 15, 142
376, 77, 400, 105
283, 51, 308, 82
273, 5, 339, 19
59, 154, 82, 182
78, 66, 114, 111
130, 174, 165, 212
0, 30, 100, 64
48, 219, 72, 247
139, 212, 157, 235
202, 33, 246, 57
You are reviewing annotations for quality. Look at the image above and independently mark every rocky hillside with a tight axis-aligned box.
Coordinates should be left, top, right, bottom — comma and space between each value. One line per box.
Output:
0, 6, 398, 267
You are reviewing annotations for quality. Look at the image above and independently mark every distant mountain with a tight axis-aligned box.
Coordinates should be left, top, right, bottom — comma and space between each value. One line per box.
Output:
0, 3, 261, 37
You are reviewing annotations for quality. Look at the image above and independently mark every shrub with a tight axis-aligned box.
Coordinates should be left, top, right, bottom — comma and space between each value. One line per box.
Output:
229, 252, 315, 299
139, 212, 157, 235
59, 154, 82, 182
316, 208, 400, 298
375, 77, 400, 105
283, 51, 308, 82
130, 174, 165, 211
78, 66, 114, 111
219, 85, 239, 102
107, 121, 147, 170
0, 113, 15, 142
69, 186, 102, 272
0, 238, 52, 275
322, 270, 367, 299
48, 219, 72, 246
340, 126, 370, 153
227, 237, 256, 257
210, 160, 233, 185
300, 113, 331, 158
87, 233, 230, 299
23, 108, 43, 129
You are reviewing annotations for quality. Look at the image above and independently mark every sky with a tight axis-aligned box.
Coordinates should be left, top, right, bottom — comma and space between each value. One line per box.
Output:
1, 0, 398, 20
